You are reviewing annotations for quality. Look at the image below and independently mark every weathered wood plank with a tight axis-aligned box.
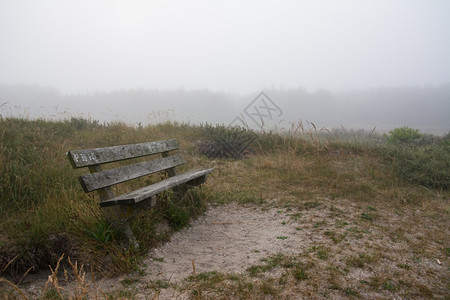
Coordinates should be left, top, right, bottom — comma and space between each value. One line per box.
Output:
79, 154, 186, 192
100, 168, 214, 207
162, 151, 177, 177
67, 139, 179, 168
88, 164, 115, 200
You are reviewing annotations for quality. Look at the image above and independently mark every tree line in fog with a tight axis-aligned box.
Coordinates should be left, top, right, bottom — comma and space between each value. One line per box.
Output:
1, 83, 449, 134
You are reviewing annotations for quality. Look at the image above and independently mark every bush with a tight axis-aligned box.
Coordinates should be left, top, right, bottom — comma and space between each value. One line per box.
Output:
384, 127, 449, 189
66, 117, 101, 130
386, 143, 450, 189
197, 125, 257, 159
387, 127, 422, 144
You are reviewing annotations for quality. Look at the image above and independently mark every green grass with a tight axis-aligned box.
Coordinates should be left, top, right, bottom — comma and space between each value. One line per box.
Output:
0, 118, 211, 276
0, 117, 449, 299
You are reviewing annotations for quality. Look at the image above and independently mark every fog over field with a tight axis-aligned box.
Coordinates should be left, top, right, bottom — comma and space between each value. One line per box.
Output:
1, 1, 449, 133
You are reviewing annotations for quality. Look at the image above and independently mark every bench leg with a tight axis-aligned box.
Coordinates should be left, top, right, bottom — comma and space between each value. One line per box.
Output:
122, 221, 139, 249
118, 206, 139, 249
103, 205, 139, 248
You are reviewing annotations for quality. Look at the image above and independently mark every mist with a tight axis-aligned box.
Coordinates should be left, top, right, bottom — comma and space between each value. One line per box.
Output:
1, 1, 449, 133
1, 84, 449, 135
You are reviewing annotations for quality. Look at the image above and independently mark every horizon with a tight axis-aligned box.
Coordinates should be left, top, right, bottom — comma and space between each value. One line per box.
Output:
1, 83, 449, 135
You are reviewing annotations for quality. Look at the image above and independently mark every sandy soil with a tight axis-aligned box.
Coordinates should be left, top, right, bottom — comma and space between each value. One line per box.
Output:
19, 201, 303, 299
17, 199, 449, 299
133, 200, 341, 299
145, 202, 305, 281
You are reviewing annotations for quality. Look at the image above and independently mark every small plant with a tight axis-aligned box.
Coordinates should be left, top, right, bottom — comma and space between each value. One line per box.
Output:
247, 265, 263, 277
260, 278, 277, 295
240, 194, 265, 204
346, 253, 374, 268
317, 248, 328, 260
277, 236, 288, 240
314, 220, 327, 228
151, 256, 164, 262
292, 266, 308, 281
397, 263, 411, 270
360, 212, 373, 221
445, 248, 450, 256
383, 280, 395, 291
163, 190, 205, 232
165, 203, 190, 231
344, 287, 358, 296
299, 201, 321, 210
307, 245, 319, 252
325, 230, 347, 244
85, 219, 114, 243
42, 287, 63, 299
115, 288, 137, 299
121, 276, 140, 287
146, 279, 171, 290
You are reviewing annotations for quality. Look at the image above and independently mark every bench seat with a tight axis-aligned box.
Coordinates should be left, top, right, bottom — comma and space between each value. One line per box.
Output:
67, 139, 213, 245
100, 168, 213, 207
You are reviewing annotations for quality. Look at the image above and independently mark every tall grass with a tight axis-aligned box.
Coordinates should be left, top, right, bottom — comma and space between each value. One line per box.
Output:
0, 118, 209, 277
0, 117, 448, 279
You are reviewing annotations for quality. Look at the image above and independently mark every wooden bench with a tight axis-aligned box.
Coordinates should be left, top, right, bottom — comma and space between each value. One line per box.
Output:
67, 139, 213, 246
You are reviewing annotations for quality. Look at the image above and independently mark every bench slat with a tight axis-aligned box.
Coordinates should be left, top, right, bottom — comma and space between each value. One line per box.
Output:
79, 154, 186, 192
100, 168, 214, 207
67, 139, 179, 168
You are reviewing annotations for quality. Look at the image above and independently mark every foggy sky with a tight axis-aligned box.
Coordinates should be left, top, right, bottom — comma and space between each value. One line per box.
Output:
1, 0, 450, 94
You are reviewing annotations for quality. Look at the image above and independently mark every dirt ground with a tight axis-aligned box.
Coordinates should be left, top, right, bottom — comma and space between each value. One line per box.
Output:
146, 202, 306, 279
114, 199, 449, 299
16, 198, 450, 299
140, 201, 309, 299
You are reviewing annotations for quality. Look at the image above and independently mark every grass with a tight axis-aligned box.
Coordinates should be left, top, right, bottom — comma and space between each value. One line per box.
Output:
0, 117, 449, 299
0, 118, 210, 278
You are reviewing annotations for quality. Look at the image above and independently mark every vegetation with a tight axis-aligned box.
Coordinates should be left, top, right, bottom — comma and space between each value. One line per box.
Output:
385, 126, 449, 189
0, 117, 209, 278
0, 117, 449, 299
387, 126, 422, 144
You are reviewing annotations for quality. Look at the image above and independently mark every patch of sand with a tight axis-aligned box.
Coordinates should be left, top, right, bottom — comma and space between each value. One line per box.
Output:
144, 202, 307, 282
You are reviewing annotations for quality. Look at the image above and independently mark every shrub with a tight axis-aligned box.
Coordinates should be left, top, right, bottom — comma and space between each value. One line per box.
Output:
384, 127, 449, 189
387, 127, 422, 144
386, 143, 449, 189
66, 117, 101, 130
197, 125, 257, 159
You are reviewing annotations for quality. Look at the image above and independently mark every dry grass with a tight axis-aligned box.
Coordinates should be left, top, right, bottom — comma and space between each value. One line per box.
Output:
0, 254, 106, 299
160, 194, 448, 299
1, 117, 449, 299
168, 129, 449, 298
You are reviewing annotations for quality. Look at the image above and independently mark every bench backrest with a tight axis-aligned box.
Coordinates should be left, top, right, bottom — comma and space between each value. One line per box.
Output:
67, 139, 184, 200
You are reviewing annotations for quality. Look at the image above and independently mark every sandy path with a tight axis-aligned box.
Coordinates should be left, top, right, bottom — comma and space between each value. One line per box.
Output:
143, 202, 306, 282
126, 202, 323, 299
21, 202, 310, 299
17, 198, 449, 299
